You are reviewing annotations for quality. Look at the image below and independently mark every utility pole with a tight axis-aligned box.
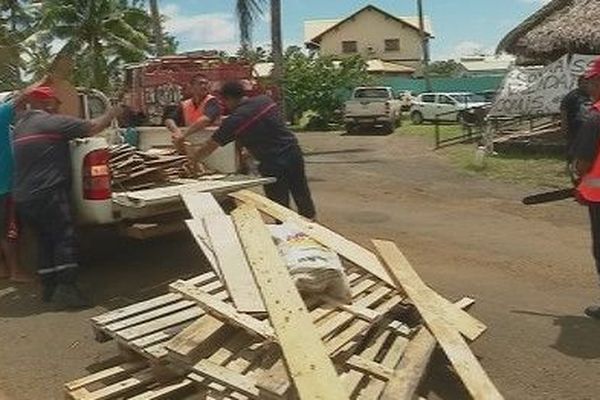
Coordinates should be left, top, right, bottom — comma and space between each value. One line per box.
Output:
149, 0, 165, 57
417, 0, 432, 92
271, 0, 286, 117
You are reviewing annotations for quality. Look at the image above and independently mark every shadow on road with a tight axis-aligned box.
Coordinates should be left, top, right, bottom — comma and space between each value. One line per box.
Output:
303, 148, 371, 157
305, 158, 383, 165
0, 229, 207, 318
512, 310, 600, 359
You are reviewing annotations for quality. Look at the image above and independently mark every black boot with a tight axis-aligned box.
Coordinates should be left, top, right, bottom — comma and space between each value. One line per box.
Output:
585, 305, 600, 319
40, 273, 57, 303
51, 268, 92, 310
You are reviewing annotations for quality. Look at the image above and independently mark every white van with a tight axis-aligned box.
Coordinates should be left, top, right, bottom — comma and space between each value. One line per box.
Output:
409, 92, 490, 124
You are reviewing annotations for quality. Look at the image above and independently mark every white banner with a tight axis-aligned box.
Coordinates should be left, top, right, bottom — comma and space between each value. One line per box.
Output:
489, 54, 598, 117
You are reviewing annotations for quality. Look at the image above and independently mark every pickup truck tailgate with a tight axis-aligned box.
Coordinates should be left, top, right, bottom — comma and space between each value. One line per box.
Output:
345, 100, 387, 117
113, 175, 274, 219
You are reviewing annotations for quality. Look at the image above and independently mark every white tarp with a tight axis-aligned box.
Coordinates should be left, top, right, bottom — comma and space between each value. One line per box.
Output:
489, 54, 598, 117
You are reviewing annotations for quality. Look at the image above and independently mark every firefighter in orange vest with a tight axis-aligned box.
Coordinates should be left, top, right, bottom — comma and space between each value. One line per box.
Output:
572, 57, 600, 319
164, 74, 221, 151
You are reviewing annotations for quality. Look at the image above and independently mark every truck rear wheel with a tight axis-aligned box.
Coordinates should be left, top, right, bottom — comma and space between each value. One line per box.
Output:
411, 111, 424, 125
383, 122, 394, 135
345, 123, 357, 135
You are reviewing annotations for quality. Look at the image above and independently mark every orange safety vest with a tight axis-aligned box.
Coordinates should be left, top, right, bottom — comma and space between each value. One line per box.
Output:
181, 94, 217, 126
577, 101, 600, 203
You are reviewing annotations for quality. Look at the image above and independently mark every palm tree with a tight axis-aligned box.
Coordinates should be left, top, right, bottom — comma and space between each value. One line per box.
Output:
0, 0, 36, 88
39, 0, 151, 91
235, 0, 285, 113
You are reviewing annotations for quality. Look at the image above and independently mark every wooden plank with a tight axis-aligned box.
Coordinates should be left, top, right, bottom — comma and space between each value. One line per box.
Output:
170, 281, 276, 341
346, 355, 394, 381
373, 240, 504, 400
203, 214, 265, 313
230, 190, 391, 283
127, 379, 194, 400
181, 192, 224, 219
69, 369, 156, 400
192, 360, 260, 398
186, 219, 220, 278
232, 190, 486, 341
167, 315, 226, 362
119, 307, 205, 341
358, 333, 409, 399
188, 331, 254, 389
91, 293, 182, 326
105, 300, 195, 333
91, 272, 216, 329
231, 205, 348, 400
341, 325, 390, 397
380, 297, 475, 400
64, 362, 146, 392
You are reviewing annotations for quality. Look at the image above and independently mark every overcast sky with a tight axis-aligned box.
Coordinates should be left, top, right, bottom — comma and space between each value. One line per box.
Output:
160, 0, 551, 60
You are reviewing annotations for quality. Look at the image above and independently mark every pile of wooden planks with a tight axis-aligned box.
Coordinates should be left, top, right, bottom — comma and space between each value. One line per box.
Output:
493, 119, 562, 144
65, 191, 504, 400
109, 145, 213, 191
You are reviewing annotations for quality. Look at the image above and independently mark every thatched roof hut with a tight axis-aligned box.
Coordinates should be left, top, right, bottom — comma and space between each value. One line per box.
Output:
497, 0, 600, 64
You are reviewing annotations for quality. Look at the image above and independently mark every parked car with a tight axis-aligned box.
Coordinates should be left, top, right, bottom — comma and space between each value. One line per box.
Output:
344, 86, 402, 134
397, 90, 414, 111
409, 92, 490, 125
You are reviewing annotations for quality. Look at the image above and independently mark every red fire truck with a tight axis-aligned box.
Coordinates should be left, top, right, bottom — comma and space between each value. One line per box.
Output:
124, 53, 268, 126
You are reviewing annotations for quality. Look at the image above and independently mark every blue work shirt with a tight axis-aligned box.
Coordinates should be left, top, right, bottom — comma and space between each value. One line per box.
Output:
0, 101, 15, 195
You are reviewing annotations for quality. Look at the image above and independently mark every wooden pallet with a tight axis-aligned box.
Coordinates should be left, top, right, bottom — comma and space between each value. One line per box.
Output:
91, 271, 227, 363
162, 268, 409, 400
64, 359, 196, 400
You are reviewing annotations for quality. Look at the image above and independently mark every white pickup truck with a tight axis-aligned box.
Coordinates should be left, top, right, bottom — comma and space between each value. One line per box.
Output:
343, 87, 402, 134
3, 89, 272, 238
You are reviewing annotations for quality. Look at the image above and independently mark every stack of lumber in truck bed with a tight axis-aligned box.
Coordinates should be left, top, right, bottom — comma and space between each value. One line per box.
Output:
109, 145, 213, 191
66, 191, 503, 400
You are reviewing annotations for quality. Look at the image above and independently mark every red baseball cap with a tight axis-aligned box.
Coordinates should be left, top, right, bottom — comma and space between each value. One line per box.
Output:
584, 57, 600, 80
28, 86, 61, 102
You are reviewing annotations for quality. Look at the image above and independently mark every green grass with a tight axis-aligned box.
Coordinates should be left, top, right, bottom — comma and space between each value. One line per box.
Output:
401, 122, 571, 189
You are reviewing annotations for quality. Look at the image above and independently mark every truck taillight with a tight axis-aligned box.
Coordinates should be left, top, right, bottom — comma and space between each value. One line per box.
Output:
83, 149, 111, 200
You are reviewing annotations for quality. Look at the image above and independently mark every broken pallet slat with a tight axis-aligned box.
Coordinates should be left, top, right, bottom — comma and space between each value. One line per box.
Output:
358, 332, 409, 399
231, 190, 487, 341
380, 296, 476, 400
68, 369, 157, 400
203, 214, 265, 313
193, 360, 260, 398
231, 204, 349, 400
185, 219, 221, 278
167, 315, 227, 363
373, 240, 504, 400
64, 362, 146, 392
65, 362, 194, 400
170, 281, 276, 341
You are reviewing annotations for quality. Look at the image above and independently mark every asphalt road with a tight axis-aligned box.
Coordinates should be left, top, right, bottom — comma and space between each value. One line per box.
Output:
1, 130, 599, 400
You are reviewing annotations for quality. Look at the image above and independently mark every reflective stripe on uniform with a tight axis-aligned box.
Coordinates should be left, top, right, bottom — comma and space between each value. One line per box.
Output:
38, 263, 78, 275
582, 177, 600, 188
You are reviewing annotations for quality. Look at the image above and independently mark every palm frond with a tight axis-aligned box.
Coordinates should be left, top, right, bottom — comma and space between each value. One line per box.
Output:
236, 0, 266, 48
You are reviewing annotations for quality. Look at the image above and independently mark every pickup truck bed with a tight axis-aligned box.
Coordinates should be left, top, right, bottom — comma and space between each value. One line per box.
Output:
113, 175, 274, 220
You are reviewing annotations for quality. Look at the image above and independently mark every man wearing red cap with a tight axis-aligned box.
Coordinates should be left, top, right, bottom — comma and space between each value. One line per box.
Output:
12, 86, 122, 309
571, 57, 600, 318
0, 80, 48, 284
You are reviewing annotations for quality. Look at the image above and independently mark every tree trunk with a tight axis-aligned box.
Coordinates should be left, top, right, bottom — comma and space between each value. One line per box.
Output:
149, 0, 164, 57
270, 0, 285, 118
